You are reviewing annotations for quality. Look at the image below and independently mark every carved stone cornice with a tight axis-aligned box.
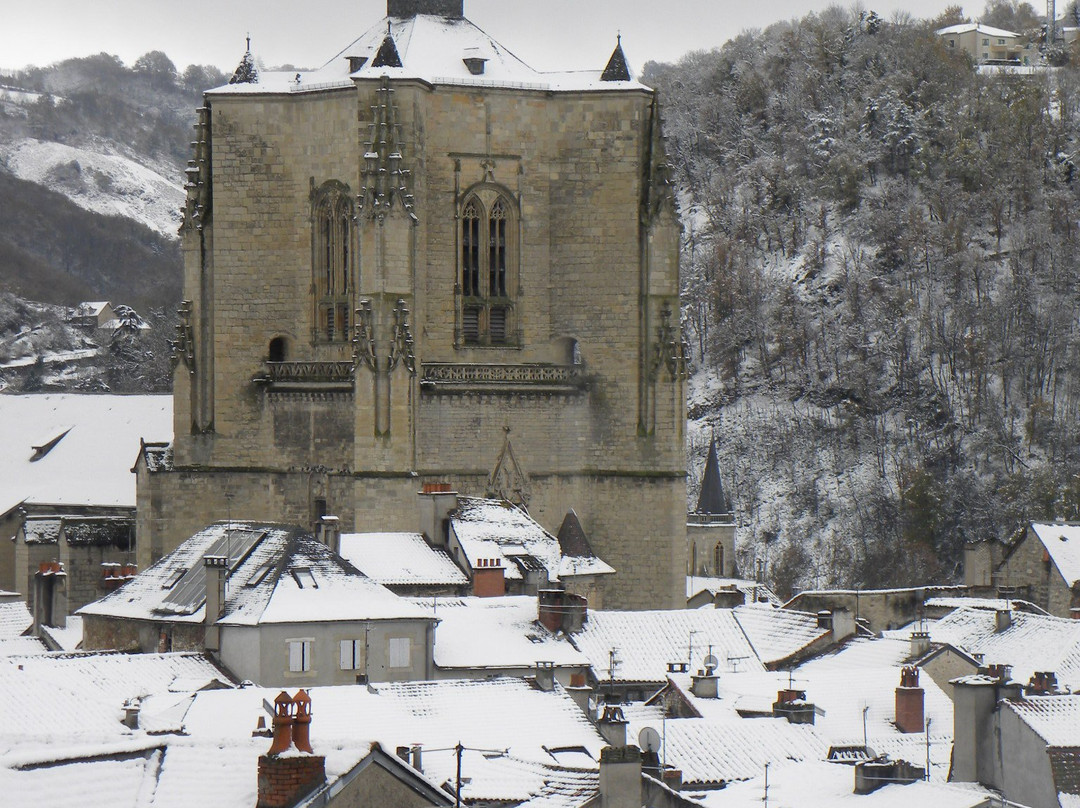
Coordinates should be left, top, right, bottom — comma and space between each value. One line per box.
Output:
420, 362, 587, 395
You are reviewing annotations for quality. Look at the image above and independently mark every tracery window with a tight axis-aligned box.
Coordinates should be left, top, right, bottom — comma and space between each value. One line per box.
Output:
458, 188, 517, 346
312, 181, 355, 343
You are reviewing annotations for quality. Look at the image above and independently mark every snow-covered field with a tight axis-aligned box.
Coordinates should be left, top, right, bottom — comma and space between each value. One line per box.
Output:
0, 137, 182, 238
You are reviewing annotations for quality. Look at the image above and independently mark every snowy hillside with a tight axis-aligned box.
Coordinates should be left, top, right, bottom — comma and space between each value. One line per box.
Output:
1, 138, 182, 238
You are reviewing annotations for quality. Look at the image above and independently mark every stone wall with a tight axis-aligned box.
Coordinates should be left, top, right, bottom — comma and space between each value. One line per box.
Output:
153, 65, 686, 609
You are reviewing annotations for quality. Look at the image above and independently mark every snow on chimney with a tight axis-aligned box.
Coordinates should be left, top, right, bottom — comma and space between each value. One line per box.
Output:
597, 705, 628, 747
894, 666, 925, 734
257, 691, 326, 808
535, 660, 556, 691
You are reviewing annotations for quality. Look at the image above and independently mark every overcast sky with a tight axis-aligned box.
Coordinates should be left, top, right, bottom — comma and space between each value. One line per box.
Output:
2, 0, 961, 75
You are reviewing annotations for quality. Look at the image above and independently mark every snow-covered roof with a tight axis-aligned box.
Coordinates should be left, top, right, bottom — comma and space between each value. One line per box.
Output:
0, 651, 232, 752
935, 22, 1022, 38
410, 595, 588, 671
927, 605, 1080, 687
702, 759, 992, 808
0, 394, 171, 517
451, 497, 613, 583
685, 636, 955, 780
209, 13, 647, 96
338, 531, 468, 587
1006, 695, 1080, 747
687, 576, 781, 606
1031, 522, 1080, 586
624, 707, 823, 786
79, 522, 431, 626
74, 301, 111, 317
0, 601, 45, 656
176, 676, 604, 802
571, 608, 767, 683
925, 595, 1047, 615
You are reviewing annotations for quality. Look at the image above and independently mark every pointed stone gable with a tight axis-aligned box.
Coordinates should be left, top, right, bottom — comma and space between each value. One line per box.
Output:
695, 439, 731, 515
372, 31, 404, 68
600, 38, 631, 82
388, 0, 464, 17
557, 509, 596, 558
488, 428, 530, 506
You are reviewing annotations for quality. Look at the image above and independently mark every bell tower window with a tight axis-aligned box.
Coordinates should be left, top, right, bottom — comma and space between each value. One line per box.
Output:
457, 188, 517, 346
312, 180, 355, 344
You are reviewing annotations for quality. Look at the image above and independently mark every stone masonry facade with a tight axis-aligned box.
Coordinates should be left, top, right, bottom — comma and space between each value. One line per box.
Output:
144, 3, 688, 608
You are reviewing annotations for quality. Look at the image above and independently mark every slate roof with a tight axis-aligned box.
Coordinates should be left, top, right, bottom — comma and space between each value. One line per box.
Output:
0, 394, 171, 517
338, 531, 468, 587
693, 439, 731, 515
78, 522, 431, 626
0, 600, 45, 656
209, 12, 648, 96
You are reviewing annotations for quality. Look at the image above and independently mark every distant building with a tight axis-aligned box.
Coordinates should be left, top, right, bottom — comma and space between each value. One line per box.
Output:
70, 301, 116, 329
965, 522, 1080, 617
935, 22, 1030, 64
686, 438, 736, 579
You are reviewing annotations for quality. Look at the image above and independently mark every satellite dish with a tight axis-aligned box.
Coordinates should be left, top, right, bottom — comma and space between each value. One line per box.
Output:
703, 654, 719, 674
638, 726, 661, 753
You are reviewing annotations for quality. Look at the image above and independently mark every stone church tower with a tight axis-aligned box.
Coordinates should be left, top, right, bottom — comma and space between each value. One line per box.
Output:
140, 0, 687, 607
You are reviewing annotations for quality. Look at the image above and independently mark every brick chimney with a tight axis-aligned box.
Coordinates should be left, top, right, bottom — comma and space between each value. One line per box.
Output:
203, 554, 228, 652
894, 666, 925, 734
473, 557, 506, 597
773, 689, 816, 724
258, 691, 326, 808
1026, 671, 1060, 695
538, 589, 588, 633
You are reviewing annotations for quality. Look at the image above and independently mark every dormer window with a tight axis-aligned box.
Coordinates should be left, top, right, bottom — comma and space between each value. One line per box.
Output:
347, 55, 368, 72
463, 52, 487, 75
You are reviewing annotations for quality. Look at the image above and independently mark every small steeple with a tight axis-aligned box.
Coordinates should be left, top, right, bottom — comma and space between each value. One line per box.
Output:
557, 509, 596, 558
372, 26, 404, 68
695, 438, 732, 515
228, 35, 259, 85
600, 34, 631, 82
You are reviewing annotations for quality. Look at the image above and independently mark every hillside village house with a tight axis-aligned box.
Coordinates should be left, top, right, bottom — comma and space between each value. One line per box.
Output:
0, 394, 170, 597
935, 22, 1030, 64
965, 522, 1080, 617
141, 0, 688, 610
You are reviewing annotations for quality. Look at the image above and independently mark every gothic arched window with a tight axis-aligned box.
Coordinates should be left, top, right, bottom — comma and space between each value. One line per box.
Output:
312, 181, 355, 343
458, 188, 517, 346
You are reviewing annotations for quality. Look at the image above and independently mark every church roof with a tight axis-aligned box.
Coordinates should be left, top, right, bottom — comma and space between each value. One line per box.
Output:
209, 13, 648, 95
695, 439, 732, 515
600, 38, 632, 82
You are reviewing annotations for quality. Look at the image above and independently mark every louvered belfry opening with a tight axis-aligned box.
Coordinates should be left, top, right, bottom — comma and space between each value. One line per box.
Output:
387, 0, 464, 18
